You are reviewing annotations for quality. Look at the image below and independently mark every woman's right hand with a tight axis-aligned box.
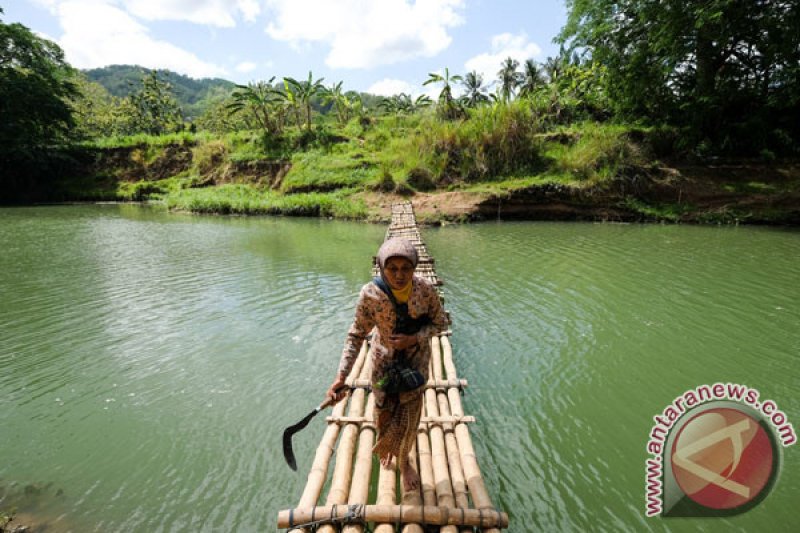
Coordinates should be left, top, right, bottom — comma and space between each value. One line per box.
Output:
326, 375, 348, 404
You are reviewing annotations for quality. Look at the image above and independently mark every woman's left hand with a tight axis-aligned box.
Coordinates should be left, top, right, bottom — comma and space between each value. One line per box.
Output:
388, 333, 418, 350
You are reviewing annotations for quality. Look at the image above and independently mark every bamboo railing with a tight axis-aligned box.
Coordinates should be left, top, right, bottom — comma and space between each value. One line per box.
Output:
279, 201, 507, 532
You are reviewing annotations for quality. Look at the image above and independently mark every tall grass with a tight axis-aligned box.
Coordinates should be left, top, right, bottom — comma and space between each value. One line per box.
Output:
163, 184, 367, 218
544, 122, 645, 183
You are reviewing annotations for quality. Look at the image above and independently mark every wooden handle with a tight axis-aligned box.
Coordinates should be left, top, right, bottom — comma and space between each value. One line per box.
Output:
320, 384, 348, 409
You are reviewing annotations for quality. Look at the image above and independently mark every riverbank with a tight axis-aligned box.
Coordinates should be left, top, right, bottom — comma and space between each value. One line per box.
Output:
29, 116, 800, 225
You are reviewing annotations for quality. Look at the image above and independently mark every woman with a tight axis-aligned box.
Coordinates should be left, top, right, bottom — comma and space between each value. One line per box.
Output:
327, 238, 448, 491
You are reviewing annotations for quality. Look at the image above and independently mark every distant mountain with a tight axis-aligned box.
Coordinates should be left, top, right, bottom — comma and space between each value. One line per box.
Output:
84, 65, 236, 118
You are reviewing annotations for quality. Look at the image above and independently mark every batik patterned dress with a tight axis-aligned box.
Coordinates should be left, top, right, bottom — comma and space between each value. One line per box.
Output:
338, 275, 448, 471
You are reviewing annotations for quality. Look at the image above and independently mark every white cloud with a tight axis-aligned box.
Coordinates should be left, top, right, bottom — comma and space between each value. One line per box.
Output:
264, 0, 465, 69
126, 0, 261, 27
464, 32, 542, 83
235, 61, 257, 73
367, 78, 417, 97
56, 0, 227, 78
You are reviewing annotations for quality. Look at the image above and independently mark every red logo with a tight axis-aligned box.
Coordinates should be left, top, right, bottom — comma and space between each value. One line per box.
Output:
670, 407, 774, 510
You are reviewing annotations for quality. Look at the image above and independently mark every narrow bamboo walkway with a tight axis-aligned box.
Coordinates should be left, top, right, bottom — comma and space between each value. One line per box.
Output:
278, 202, 508, 532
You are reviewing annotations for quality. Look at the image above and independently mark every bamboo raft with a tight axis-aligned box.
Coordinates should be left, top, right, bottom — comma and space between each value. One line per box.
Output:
278, 202, 508, 532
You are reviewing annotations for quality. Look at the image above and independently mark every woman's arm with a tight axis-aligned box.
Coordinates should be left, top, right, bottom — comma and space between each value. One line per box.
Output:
333, 286, 375, 382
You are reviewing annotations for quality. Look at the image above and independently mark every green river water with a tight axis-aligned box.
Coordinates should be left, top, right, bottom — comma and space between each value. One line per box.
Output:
1, 205, 798, 532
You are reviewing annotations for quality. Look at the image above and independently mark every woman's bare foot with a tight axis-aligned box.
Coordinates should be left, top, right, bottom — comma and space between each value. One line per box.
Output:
401, 463, 420, 492
380, 452, 395, 468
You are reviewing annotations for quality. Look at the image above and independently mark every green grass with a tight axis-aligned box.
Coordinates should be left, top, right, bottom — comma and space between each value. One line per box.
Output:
83, 131, 209, 149
281, 145, 380, 193
543, 122, 645, 183
162, 184, 367, 218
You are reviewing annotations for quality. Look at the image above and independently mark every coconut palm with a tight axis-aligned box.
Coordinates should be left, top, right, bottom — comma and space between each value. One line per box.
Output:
520, 59, 545, 97
498, 57, 523, 102
423, 67, 463, 119
461, 70, 489, 107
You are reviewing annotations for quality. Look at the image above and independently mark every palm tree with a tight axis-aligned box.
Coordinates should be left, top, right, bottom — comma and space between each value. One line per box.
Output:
497, 57, 523, 102
284, 71, 325, 131
226, 77, 281, 134
461, 70, 489, 107
423, 67, 463, 119
322, 81, 349, 125
543, 56, 565, 84
519, 59, 544, 97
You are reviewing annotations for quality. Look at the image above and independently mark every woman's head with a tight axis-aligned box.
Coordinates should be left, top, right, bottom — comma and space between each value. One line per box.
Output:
377, 238, 418, 290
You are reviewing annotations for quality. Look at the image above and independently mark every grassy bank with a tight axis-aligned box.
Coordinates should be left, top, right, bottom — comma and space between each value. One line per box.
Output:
51, 104, 799, 224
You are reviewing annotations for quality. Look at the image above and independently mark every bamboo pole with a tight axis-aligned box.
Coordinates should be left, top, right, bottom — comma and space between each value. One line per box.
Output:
441, 335, 500, 533
288, 342, 368, 533
325, 415, 475, 426
278, 505, 508, 529
400, 441, 424, 533
374, 455, 397, 533
416, 402, 437, 509
315, 354, 373, 533
431, 338, 471, 533
342, 393, 376, 533
349, 378, 467, 390
424, 358, 458, 533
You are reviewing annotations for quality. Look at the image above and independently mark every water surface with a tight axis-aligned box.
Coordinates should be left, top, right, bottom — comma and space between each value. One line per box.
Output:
1, 205, 798, 531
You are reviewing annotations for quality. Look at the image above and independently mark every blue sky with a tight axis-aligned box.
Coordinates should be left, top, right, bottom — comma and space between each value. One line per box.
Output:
5, 1, 568, 96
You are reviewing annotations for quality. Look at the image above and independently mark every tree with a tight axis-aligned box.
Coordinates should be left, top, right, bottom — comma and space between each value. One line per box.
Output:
0, 11, 76, 153
519, 59, 545, 97
284, 71, 325, 131
423, 67, 463, 119
497, 57, 523, 102
461, 70, 489, 107
559, 0, 800, 151
227, 78, 283, 135
1, 10, 78, 200
128, 70, 183, 135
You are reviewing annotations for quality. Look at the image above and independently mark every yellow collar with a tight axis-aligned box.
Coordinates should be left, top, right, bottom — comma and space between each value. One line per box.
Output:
390, 280, 412, 304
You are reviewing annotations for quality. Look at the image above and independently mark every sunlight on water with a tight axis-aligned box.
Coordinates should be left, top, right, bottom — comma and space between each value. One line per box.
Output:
1, 206, 798, 532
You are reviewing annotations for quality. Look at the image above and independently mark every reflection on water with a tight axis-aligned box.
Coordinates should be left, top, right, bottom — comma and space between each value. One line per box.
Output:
1, 206, 798, 532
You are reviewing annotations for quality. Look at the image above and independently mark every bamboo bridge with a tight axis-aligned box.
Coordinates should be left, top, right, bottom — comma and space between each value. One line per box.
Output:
277, 202, 508, 532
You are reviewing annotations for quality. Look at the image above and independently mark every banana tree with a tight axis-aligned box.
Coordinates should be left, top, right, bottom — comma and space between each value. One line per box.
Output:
226, 77, 282, 134
322, 81, 350, 125
284, 71, 325, 131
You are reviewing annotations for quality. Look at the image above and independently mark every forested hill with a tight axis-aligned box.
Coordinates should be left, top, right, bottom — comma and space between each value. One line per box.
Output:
84, 65, 235, 111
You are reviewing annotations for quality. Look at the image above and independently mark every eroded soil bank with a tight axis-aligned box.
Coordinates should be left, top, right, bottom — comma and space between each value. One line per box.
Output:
363, 162, 800, 225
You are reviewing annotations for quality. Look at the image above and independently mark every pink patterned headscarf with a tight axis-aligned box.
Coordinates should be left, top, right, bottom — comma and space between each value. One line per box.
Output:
376, 238, 418, 270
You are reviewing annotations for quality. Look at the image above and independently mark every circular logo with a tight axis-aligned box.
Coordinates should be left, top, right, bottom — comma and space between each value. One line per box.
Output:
670, 407, 775, 510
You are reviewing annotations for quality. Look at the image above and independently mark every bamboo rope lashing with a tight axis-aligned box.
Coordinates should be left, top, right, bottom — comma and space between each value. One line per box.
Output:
287, 342, 368, 533
278, 505, 509, 528
424, 359, 458, 533
342, 393, 376, 533
440, 335, 500, 533
315, 355, 373, 533
374, 455, 397, 533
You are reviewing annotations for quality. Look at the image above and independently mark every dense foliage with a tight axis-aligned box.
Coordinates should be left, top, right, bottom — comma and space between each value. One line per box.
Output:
84, 64, 235, 119
1, 8, 77, 201
3, 1, 798, 207
559, 0, 800, 154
